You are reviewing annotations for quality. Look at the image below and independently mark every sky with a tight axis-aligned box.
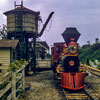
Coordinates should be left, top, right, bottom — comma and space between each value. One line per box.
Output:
0, 0, 100, 47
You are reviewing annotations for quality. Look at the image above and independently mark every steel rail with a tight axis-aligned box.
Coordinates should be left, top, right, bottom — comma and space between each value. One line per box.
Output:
83, 89, 94, 100
63, 88, 95, 100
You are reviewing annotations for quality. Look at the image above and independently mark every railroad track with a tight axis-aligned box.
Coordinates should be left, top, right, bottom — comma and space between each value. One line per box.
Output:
63, 89, 95, 100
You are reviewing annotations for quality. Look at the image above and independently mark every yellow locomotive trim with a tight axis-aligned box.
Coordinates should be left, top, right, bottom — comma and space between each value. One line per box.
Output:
56, 67, 64, 73
67, 54, 78, 56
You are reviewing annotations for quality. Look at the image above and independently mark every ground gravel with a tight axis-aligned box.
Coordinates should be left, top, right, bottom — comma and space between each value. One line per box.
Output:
19, 71, 100, 100
19, 70, 64, 100
84, 73, 100, 100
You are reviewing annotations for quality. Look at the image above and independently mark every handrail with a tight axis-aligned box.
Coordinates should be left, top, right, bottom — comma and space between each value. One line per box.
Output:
81, 64, 100, 72
16, 65, 25, 73
0, 72, 11, 84
81, 64, 100, 76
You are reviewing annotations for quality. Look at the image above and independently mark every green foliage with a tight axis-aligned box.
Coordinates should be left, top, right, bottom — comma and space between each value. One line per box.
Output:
0, 81, 9, 90
0, 82, 9, 100
81, 44, 91, 49
0, 95, 7, 100
97, 63, 100, 69
45, 53, 51, 58
89, 59, 100, 69
79, 42, 100, 65
9, 59, 26, 71
0, 25, 7, 39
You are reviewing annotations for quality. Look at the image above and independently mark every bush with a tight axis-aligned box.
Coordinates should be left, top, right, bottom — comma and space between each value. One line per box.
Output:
97, 63, 100, 69
79, 43, 100, 64
9, 59, 26, 71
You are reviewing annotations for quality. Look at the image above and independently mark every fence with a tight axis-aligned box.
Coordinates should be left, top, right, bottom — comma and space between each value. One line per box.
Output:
81, 64, 100, 76
0, 65, 25, 100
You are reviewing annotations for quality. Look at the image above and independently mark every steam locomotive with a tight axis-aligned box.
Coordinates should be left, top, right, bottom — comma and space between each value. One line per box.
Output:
51, 28, 86, 90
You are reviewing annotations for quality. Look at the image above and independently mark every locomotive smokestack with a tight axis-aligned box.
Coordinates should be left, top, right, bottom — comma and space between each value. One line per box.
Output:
62, 27, 81, 45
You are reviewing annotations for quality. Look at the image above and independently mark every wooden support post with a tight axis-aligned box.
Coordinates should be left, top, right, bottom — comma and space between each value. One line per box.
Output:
12, 72, 16, 100
22, 68, 25, 92
32, 35, 36, 73
47, 60, 48, 67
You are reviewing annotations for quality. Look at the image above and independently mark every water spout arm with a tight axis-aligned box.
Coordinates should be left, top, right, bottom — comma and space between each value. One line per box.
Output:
37, 12, 54, 37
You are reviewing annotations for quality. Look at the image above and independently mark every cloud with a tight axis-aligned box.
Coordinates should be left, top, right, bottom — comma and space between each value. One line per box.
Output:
0, 0, 100, 46
0, 11, 6, 25
38, 0, 100, 46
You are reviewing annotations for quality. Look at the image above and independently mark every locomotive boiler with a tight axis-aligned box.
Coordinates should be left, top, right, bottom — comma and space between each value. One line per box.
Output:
63, 38, 80, 72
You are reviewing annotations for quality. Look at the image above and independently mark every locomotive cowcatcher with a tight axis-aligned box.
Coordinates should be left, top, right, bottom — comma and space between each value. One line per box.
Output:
51, 28, 86, 90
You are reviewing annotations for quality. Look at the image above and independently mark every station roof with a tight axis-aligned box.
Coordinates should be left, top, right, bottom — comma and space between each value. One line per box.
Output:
54, 42, 65, 45
0, 40, 19, 48
4, 6, 40, 16
37, 41, 49, 50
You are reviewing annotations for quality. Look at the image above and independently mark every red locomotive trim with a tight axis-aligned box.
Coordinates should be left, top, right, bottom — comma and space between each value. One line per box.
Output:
60, 72, 86, 90
60, 85, 85, 90
69, 60, 74, 66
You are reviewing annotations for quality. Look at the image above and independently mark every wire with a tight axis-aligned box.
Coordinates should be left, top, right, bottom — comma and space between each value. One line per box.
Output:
38, 15, 53, 42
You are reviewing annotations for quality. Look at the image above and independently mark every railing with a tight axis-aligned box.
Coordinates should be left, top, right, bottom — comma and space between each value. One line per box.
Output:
0, 65, 26, 100
81, 64, 100, 76
36, 59, 51, 68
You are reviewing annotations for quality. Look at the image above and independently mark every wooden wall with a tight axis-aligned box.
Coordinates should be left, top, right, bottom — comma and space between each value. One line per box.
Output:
7, 13, 37, 33
0, 49, 10, 73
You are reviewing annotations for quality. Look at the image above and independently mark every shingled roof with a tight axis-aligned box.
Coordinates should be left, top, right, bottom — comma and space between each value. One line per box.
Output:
0, 40, 19, 48
4, 6, 40, 15
37, 41, 49, 50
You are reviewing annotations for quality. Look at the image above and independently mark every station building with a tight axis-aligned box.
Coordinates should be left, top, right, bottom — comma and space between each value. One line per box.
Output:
36, 41, 49, 59
0, 40, 19, 73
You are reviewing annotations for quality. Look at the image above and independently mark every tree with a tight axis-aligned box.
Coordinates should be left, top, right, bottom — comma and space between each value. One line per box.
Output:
0, 24, 7, 39
87, 40, 91, 45
95, 38, 99, 43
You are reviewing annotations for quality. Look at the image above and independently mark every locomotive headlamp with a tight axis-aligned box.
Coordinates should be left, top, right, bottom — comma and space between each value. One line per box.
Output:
69, 60, 74, 66
69, 45, 77, 54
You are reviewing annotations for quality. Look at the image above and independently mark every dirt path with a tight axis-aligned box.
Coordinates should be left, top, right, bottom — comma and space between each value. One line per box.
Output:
19, 70, 64, 100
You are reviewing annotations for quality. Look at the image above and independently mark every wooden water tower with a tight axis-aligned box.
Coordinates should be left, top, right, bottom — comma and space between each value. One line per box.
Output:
4, 1, 54, 73
4, 1, 40, 60
4, 3, 40, 35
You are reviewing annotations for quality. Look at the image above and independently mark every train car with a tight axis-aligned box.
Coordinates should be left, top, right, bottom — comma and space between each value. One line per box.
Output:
51, 27, 86, 90
51, 47, 54, 68
54, 42, 65, 63
51, 42, 64, 72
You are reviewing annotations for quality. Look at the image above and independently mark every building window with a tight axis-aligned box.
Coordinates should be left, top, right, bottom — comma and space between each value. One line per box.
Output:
56, 46, 60, 54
